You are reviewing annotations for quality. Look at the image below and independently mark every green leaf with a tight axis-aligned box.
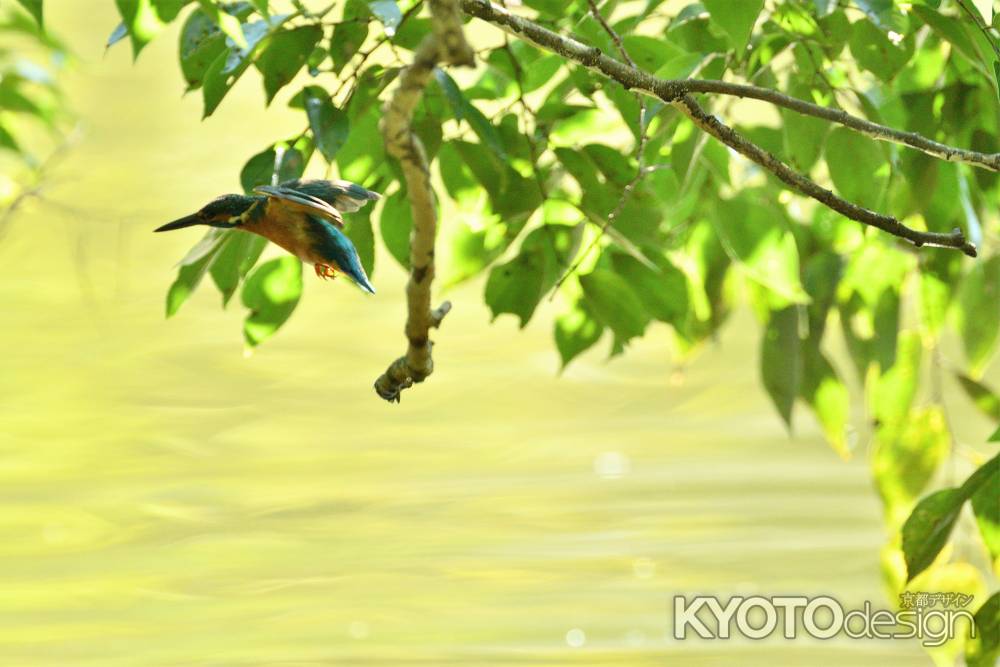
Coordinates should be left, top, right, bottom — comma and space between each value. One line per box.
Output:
991, 425, 1000, 442
256, 25, 323, 103
825, 126, 888, 209
580, 269, 649, 349
800, 347, 850, 458
368, 0, 402, 36
913, 5, 994, 78
434, 69, 506, 160
902, 453, 998, 581
848, 18, 910, 80
954, 256, 1000, 377
609, 251, 689, 327
210, 231, 267, 306
782, 83, 827, 172
901, 488, 966, 581
484, 249, 547, 328
197, 0, 248, 48
239, 138, 311, 192
702, 0, 764, 53
336, 108, 382, 183
343, 210, 375, 277
966, 592, 1000, 667
14, 0, 43, 27
957, 374, 1000, 421
179, 4, 254, 90
712, 196, 809, 305
330, 9, 368, 73
241, 256, 303, 347
761, 306, 801, 427
115, 0, 165, 57
166, 229, 228, 317
918, 252, 961, 338
202, 15, 284, 117
971, 476, 999, 559
870, 330, 922, 430
554, 299, 604, 369
380, 189, 412, 269
873, 406, 950, 529
300, 87, 349, 162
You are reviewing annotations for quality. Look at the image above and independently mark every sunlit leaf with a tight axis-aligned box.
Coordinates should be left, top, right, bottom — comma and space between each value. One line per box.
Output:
14, 0, 43, 27
434, 69, 506, 160
179, 3, 253, 90
554, 299, 604, 369
971, 476, 999, 559
330, 3, 368, 72
870, 330, 922, 430
702, 0, 764, 53
761, 306, 800, 427
902, 453, 998, 581
712, 196, 809, 305
210, 230, 267, 306
966, 592, 1000, 667
197, 0, 247, 48
954, 256, 1000, 377
782, 82, 828, 171
484, 248, 547, 327
256, 25, 323, 103
609, 251, 689, 327
873, 406, 950, 529
956, 374, 1000, 421
825, 126, 889, 209
380, 188, 412, 269
239, 138, 312, 192
202, 14, 286, 117
848, 18, 911, 80
800, 347, 850, 458
580, 269, 649, 350
166, 228, 228, 317
299, 86, 349, 162
241, 255, 303, 347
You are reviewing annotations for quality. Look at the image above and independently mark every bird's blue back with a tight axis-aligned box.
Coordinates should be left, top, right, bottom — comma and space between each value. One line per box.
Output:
306, 215, 375, 294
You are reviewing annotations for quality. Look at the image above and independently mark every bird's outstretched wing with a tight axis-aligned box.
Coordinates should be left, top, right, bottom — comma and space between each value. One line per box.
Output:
253, 185, 345, 228
276, 179, 381, 214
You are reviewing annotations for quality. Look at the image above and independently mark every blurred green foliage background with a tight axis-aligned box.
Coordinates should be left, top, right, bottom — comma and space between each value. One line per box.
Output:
0, 0, 998, 665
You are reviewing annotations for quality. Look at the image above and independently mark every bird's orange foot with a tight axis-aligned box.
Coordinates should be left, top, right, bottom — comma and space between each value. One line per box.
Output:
314, 264, 338, 280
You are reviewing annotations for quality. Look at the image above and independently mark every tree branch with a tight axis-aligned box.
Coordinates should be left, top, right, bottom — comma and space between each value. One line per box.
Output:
680, 79, 1000, 172
373, 0, 473, 403
459, 0, 984, 256
674, 94, 978, 256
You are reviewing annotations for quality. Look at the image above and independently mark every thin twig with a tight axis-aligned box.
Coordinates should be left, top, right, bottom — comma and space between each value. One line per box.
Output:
551, 0, 650, 292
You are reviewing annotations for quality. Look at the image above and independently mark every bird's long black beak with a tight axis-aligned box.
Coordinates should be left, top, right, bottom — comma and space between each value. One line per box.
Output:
154, 213, 201, 232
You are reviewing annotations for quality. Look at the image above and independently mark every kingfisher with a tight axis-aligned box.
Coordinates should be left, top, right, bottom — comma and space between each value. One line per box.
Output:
155, 179, 379, 294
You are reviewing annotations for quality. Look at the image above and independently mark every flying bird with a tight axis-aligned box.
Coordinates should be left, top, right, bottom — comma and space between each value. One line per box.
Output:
155, 179, 380, 294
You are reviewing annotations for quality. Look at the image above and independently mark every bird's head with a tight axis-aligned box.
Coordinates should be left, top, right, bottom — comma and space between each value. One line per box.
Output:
155, 194, 258, 233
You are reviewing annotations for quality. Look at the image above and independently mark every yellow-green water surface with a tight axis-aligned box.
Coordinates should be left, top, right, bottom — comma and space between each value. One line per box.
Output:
1, 3, 996, 666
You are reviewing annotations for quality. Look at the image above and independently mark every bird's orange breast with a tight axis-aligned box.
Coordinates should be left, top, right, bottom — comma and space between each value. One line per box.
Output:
244, 200, 322, 264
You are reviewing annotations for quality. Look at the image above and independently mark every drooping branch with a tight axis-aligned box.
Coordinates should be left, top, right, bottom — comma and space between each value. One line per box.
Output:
680, 79, 1000, 172
674, 94, 979, 255
459, 0, 993, 256
373, 0, 473, 403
